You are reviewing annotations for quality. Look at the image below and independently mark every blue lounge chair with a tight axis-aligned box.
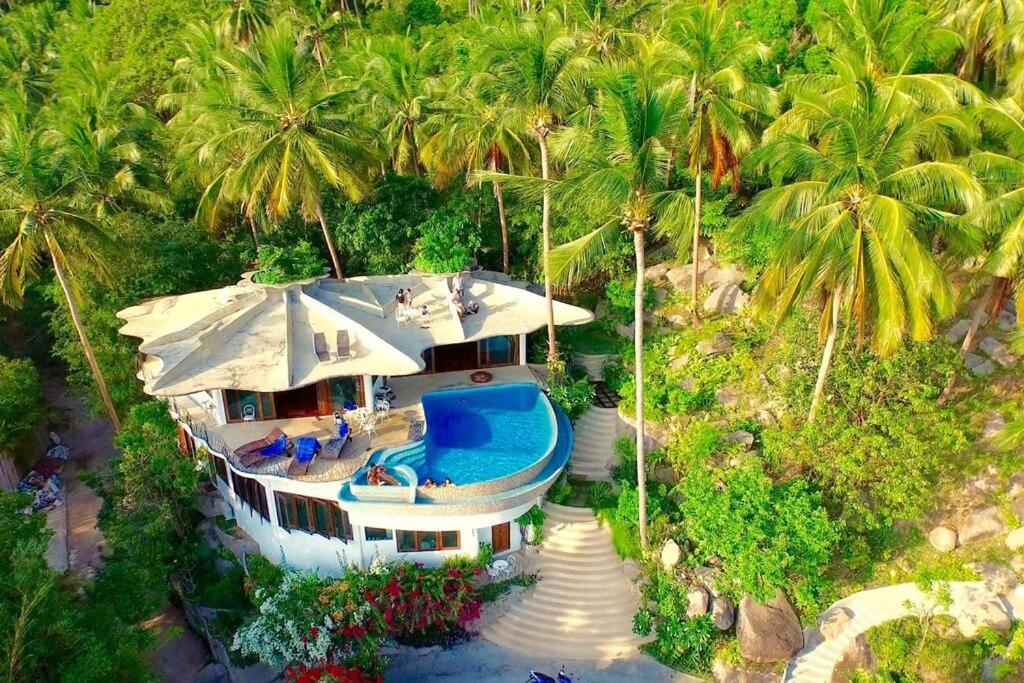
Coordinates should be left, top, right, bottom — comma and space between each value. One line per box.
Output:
288, 437, 321, 476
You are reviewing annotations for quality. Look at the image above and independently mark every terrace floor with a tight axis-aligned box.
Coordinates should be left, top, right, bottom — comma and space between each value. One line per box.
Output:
177, 364, 545, 484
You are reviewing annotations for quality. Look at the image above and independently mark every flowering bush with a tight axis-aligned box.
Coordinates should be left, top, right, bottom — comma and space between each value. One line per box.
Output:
285, 662, 381, 683
234, 559, 482, 674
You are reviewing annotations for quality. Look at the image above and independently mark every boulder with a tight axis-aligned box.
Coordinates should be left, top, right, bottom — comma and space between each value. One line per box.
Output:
756, 409, 778, 427
704, 284, 750, 316
982, 412, 1007, 440
1008, 471, 1024, 499
928, 526, 958, 553
736, 591, 804, 663
834, 634, 876, 682
645, 262, 673, 284
704, 265, 745, 289
666, 266, 695, 294
687, 585, 710, 617
979, 337, 1015, 366
1014, 496, 1024, 525
819, 606, 853, 641
957, 598, 1011, 638
594, 299, 610, 320
715, 386, 740, 408
694, 566, 722, 596
669, 354, 691, 371
958, 506, 1006, 544
945, 319, 971, 343
712, 596, 735, 630
654, 287, 669, 304
615, 323, 634, 339
966, 353, 996, 377
998, 309, 1017, 331
725, 430, 755, 449
1012, 555, 1024, 573
697, 333, 733, 357
661, 539, 682, 569
968, 562, 1018, 596
1006, 529, 1024, 550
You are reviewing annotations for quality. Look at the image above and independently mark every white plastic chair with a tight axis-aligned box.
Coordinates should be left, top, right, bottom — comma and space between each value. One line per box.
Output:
242, 404, 256, 422
395, 304, 411, 328
360, 413, 378, 439
375, 399, 390, 423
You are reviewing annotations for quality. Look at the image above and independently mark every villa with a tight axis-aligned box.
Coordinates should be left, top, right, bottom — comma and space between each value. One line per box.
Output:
117, 270, 593, 573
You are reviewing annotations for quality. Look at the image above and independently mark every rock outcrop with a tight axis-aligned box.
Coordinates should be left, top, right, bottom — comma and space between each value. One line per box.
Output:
736, 591, 804, 663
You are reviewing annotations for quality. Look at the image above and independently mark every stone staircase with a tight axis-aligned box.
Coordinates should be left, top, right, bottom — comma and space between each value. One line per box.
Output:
481, 502, 645, 661
568, 406, 618, 480
784, 611, 876, 682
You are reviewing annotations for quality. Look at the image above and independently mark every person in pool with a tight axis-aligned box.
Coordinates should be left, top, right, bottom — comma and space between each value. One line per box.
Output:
442, 476, 455, 487
423, 477, 436, 488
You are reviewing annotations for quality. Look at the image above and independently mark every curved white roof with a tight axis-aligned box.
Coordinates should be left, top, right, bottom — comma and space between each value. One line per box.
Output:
117, 272, 593, 396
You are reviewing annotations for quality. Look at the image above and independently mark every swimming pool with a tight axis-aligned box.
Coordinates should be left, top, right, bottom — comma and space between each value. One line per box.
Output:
415, 382, 557, 485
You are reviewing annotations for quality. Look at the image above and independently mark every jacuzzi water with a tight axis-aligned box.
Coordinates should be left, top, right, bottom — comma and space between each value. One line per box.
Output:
417, 382, 556, 485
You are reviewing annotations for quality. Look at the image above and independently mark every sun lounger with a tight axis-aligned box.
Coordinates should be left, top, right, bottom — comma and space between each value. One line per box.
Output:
313, 331, 331, 363
288, 437, 321, 476
234, 427, 285, 457
337, 330, 350, 361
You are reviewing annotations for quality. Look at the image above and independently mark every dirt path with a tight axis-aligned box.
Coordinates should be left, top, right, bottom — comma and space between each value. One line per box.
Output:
41, 374, 115, 578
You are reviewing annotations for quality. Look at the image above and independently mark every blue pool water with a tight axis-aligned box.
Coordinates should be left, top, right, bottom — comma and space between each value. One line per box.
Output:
415, 383, 557, 485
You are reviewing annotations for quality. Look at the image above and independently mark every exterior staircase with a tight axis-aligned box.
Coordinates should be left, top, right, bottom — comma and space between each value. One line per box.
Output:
784, 611, 877, 682
568, 406, 618, 480
481, 502, 645, 661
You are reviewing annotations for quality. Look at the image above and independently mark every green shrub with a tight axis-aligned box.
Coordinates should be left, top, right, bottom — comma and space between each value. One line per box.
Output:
586, 481, 614, 509
636, 572, 719, 672
548, 373, 595, 420
679, 457, 839, 615
254, 241, 327, 283
0, 354, 43, 452
516, 504, 547, 544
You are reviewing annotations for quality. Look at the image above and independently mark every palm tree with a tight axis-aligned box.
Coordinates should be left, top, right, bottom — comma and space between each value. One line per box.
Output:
184, 21, 377, 277
661, 0, 778, 319
355, 36, 441, 177
479, 60, 693, 548
957, 96, 1024, 353
739, 78, 982, 422
812, 0, 962, 74
0, 114, 122, 429
943, 0, 1024, 83
422, 90, 532, 273
481, 12, 590, 362
215, 0, 271, 46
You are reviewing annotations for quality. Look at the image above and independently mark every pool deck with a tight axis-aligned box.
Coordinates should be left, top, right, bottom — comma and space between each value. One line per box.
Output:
174, 364, 547, 484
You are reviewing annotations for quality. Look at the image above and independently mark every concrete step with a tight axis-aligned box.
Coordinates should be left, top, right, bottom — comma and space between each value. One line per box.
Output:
544, 502, 598, 520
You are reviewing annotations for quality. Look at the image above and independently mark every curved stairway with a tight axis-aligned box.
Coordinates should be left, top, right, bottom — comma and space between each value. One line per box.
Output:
568, 406, 618, 480
481, 502, 645, 661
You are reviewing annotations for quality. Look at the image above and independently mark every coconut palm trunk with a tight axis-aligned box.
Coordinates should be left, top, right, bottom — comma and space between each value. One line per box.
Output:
691, 159, 702, 322
316, 207, 343, 278
247, 213, 260, 250
45, 233, 121, 430
632, 225, 649, 549
809, 289, 841, 423
536, 123, 558, 363
494, 181, 510, 274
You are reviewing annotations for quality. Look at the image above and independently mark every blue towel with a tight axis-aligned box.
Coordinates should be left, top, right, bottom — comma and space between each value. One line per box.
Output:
337, 421, 350, 440
259, 434, 289, 457
295, 437, 321, 463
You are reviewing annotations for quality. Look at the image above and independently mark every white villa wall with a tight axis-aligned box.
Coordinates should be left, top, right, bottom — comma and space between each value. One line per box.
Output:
196, 427, 535, 572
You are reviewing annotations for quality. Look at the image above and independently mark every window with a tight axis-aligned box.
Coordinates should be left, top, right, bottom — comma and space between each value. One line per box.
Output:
479, 335, 517, 367
224, 389, 275, 422
230, 472, 269, 522
177, 425, 196, 457
209, 452, 229, 485
397, 530, 460, 552
329, 377, 362, 410
275, 492, 352, 540
364, 527, 393, 541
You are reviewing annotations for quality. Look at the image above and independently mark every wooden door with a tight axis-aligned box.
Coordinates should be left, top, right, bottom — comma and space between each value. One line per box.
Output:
491, 522, 511, 554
